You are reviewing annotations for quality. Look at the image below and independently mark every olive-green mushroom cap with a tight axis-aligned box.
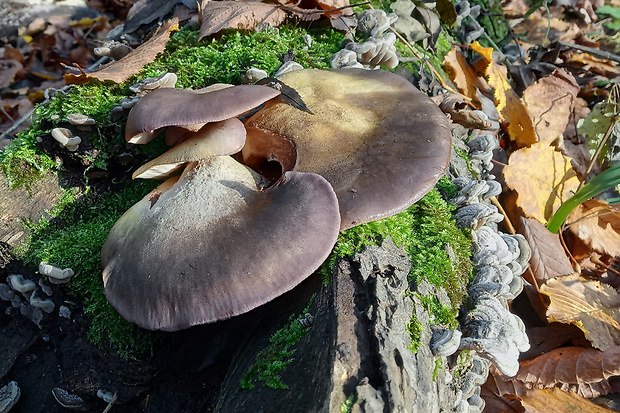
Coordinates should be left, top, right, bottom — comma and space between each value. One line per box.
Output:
102, 156, 340, 331
125, 84, 281, 144
244, 68, 452, 230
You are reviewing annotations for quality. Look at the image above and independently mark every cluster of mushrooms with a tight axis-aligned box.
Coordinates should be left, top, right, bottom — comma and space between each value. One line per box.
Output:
101, 68, 452, 331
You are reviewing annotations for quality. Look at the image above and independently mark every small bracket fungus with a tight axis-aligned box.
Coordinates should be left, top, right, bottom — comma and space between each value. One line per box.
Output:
51, 128, 81, 152
102, 156, 340, 331
0, 381, 20, 413
52, 388, 86, 411
7, 274, 36, 294
430, 326, 462, 357
39, 262, 74, 284
244, 69, 451, 230
30, 289, 55, 313
66, 113, 96, 126
0, 283, 15, 301
274, 61, 304, 78
357, 9, 398, 37
344, 33, 399, 69
129, 72, 178, 95
242, 67, 268, 84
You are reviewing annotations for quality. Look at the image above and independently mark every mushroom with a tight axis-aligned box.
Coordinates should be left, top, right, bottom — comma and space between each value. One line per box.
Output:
430, 326, 462, 357
124, 84, 280, 144
129, 72, 178, 95
67, 113, 95, 126
244, 68, 451, 230
30, 289, 55, 313
0, 283, 14, 301
7, 274, 36, 294
51, 388, 86, 411
0, 381, 20, 413
102, 156, 340, 331
39, 262, 74, 284
132, 118, 247, 179
51, 128, 81, 152
242, 67, 268, 84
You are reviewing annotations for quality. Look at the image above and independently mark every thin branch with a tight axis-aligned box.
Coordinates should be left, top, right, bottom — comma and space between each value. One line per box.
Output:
558, 41, 620, 64
489, 196, 516, 235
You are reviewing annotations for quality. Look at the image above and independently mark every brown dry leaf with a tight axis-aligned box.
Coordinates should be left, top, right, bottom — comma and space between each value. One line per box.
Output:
564, 52, 620, 78
437, 94, 492, 129
522, 69, 579, 145
522, 323, 589, 361
541, 274, 620, 350
520, 387, 615, 412
64, 17, 179, 85
503, 143, 580, 224
567, 199, 620, 257
198, 0, 287, 40
481, 370, 527, 412
512, 17, 580, 45
518, 216, 575, 285
470, 42, 537, 146
442, 48, 480, 105
514, 346, 620, 398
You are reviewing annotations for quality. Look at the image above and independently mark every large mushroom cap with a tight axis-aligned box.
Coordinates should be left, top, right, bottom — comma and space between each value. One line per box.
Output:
102, 156, 340, 331
125, 84, 281, 144
244, 68, 452, 230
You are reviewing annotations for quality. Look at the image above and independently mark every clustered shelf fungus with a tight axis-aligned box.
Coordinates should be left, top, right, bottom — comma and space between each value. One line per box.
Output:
102, 68, 452, 331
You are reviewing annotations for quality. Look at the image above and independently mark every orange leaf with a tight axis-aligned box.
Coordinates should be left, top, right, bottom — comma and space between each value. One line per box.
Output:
503, 143, 580, 224
442, 48, 480, 104
470, 41, 537, 146
64, 18, 179, 85
541, 274, 620, 351
522, 69, 580, 145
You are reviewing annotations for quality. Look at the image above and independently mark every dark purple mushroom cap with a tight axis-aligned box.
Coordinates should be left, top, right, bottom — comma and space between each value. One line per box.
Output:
244, 68, 452, 230
102, 156, 340, 331
125, 84, 281, 144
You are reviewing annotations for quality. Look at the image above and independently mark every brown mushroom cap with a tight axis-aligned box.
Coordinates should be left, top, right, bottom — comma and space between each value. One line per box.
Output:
102, 156, 340, 331
132, 118, 247, 180
244, 68, 452, 230
125, 85, 280, 144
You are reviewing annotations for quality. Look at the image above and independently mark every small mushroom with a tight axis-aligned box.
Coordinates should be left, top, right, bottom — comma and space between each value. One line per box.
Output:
0, 381, 20, 413
132, 118, 247, 180
244, 69, 451, 230
20, 303, 44, 328
344, 33, 399, 69
30, 289, 55, 313
242, 67, 268, 84
39, 262, 74, 284
102, 156, 340, 331
274, 61, 303, 79
67, 113, 96, 126
330, 49, 365, 69
430, 326, 462, 357
129, 72, 178, 95
7, 274, 36, 294
0, 283, 14, 301
357, 9, 398, 37
51, 128, 81, 152
52, 388, 86, 411
124, 84, 280, 144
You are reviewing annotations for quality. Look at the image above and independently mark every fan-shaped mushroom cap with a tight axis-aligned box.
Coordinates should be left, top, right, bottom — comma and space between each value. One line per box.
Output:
132, 118, 247, 180
125, 85, 281, 144
244, 68, 452, 230
102, 156, 340, 331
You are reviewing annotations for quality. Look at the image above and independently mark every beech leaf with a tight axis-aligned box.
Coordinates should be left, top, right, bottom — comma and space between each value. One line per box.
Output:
522, 68, 580, 146
198, 0, 287, 40
64, 18, 179, 85
518, 216, 575, 286
442, 48, 480, 106
541, 275, 620, 350
520, 387, 615, 412
504, 143, 580, 224
514, 346, 620, 398
470, 41, 537, 146
567, 199, 620, 257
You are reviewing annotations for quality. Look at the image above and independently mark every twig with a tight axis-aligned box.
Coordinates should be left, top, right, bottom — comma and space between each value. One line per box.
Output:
0, 110, 34, 142
591, 255, 620, 276
558, 41, 620, 64
558, 230, 581, 273
489, 196, 516, 235
102, 393, 118, 413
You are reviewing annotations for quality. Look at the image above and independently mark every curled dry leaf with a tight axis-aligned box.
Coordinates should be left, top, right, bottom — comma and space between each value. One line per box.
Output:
437, 94, 492, 129
514, 346, 620, 398
481, 370, 527, 413
64, 18, 179, 85
567, 199, 620, 257
541, 274, 620, 351
504, 143, 580, 224
198, 0, 287, 40
522, 68, 580, 145
470, 42, 537, 146
518, 216, 575, 286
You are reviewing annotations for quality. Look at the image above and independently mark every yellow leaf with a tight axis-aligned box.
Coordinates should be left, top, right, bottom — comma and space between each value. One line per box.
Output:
520, 387, 615, 412
470, 41, 537, 146
442, 48, 480, 104
541, 275, 620, 351
503, 143, 579, 224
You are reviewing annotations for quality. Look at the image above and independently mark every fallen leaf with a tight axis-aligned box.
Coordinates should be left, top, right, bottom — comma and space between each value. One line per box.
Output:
542, 274, 620, 350
198, 0, 287, 40
518, 217, 575, 286
470, 42, 537, 146
437, 94, 492, 129
520, 387, 615, 412
0, 59, 23, 88
567, 199, 620, 257
564, 52, 620, 78
504, 143, 580, 224
442, 48, 480, 105
481, 371, 527, 413
512, 17, 580, 45
514, 346, 620, 398
64, 17, 179, 85
522, 69, 580, 145
521, 323, 589, 361
577, 101, 618, 160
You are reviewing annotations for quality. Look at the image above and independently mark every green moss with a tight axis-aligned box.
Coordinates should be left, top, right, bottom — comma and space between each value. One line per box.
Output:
17, 179, 158, 358
340, 394, 357, 413
140, 25, 343, 88
241, 296, 315, 390
433, 358, 443, 381
406, 315, 423, 353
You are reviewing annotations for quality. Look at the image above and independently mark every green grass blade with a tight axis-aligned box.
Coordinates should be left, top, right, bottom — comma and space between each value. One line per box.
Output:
547, 164, 620, 233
